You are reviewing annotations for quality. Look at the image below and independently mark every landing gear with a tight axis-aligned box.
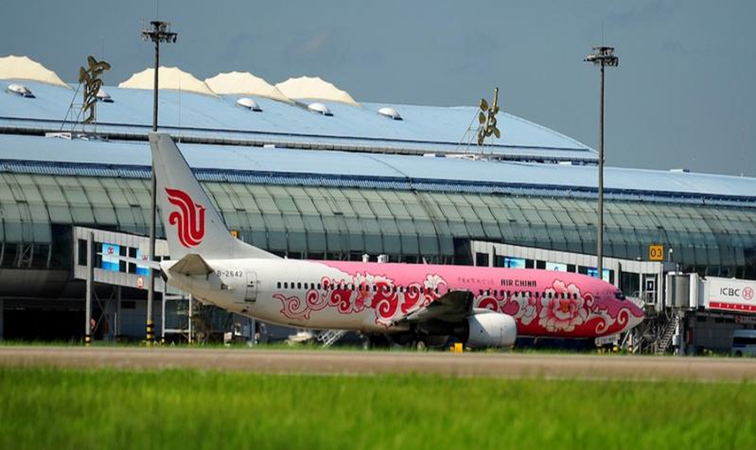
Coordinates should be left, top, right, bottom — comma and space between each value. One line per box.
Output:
411, 338, 428, 351
360, 333, 391, 350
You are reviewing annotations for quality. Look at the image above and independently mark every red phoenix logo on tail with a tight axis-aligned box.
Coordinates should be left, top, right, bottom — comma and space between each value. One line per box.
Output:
165, 188, 206, 248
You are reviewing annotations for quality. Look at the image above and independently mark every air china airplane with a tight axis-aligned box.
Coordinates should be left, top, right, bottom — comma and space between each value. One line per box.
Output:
148, 133, 644, 349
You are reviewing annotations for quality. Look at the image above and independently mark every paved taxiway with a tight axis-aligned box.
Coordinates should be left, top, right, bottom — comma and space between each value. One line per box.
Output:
1, 346, 755, 381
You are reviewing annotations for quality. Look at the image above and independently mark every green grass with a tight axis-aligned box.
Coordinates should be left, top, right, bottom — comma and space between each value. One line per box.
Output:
1, 368, 754, 449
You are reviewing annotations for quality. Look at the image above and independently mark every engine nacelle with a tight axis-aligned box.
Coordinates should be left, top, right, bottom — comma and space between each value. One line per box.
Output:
465, 312, 517, 348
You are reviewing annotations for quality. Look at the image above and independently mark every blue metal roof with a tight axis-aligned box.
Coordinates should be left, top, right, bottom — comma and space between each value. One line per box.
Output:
0, 133, 754, 206
0, 80, 595, 162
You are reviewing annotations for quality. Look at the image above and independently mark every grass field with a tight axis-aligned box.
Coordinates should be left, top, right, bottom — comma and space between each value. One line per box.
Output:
1, 368, 754, 449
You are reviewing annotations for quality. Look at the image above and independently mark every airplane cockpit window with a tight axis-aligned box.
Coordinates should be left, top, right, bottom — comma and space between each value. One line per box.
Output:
614, 291, 626, 301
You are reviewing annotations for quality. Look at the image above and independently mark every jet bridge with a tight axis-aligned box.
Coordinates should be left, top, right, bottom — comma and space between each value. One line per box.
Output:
72, 226, 194, 342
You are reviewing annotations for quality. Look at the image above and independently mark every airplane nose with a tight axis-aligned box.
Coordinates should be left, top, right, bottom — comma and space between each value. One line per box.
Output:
625, 302, 645, 331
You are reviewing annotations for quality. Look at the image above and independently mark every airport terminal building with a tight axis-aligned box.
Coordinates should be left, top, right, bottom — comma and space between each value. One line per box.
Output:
1, 56, 755, 350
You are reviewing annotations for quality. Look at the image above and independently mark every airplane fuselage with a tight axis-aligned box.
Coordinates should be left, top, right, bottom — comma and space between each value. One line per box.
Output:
162, 258, 645, 338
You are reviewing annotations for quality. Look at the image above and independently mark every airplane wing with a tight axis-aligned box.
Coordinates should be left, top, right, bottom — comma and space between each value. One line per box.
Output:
403, 290, 474, 323
168, 253, 214, 276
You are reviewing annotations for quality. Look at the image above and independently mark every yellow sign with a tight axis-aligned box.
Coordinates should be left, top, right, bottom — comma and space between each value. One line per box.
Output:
649, 244, 664, 261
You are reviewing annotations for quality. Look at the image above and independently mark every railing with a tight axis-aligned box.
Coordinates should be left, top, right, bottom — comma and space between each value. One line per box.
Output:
317, 330, 347, 349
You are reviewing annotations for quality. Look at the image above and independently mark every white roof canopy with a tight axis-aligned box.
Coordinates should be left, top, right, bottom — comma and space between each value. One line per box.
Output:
205, 71, 292, 103
0, 55, 70, 88
275, 76, 359, 106
118, 67, 216, 96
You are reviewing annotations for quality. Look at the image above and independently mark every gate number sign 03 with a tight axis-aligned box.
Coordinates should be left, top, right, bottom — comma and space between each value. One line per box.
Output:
649, 244, 664, 261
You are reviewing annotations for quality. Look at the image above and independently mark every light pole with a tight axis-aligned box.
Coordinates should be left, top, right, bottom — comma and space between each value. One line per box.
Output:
142, 21, 177, 344
584, 45, 618, 280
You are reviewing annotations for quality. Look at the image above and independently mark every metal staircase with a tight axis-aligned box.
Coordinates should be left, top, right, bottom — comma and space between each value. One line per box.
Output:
655, 312, 680, 355
317, 330, 347, 348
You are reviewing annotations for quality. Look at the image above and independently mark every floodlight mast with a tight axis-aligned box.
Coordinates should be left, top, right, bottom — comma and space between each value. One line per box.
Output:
141, 20, 177, 344
584, 46, 618, 281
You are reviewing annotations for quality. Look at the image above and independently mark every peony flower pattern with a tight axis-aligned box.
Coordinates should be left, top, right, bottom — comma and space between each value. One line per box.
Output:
472, 279, 632, 336
538, 280, 589, 332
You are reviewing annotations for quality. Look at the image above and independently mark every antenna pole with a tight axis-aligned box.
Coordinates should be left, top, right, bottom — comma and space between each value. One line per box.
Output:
142, 20, 177, 345
584, 46, 618, 281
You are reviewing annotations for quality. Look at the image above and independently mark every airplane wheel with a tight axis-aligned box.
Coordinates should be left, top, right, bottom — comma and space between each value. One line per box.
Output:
735, 351, 743, 358
414, 339, 428, 351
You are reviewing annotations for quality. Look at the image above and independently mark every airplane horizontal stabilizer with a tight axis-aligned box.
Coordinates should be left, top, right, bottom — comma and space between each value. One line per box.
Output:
168, 253, 214, 276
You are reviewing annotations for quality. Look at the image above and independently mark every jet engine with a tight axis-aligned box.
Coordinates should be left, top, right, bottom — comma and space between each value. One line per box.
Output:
465, 311, 517, 348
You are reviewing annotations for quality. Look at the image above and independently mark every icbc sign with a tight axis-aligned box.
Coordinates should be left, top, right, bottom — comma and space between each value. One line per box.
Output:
707, 278, 756, 313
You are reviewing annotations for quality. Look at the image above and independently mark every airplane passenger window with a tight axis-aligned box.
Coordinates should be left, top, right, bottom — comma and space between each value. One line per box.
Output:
284, 282, 289, 289
297, 282, 302, 289
277, 282, 281, 289
317, 283, 321, 290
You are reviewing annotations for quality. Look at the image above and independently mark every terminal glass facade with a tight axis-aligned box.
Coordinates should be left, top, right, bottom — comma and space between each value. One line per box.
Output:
0, 173, 755, 279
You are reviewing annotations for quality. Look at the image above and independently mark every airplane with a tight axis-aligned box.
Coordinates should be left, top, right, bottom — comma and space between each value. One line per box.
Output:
147, 132, 645, 349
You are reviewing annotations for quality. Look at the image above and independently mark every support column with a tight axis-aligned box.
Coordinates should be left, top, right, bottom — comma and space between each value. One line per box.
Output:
161, 286, 166, 345
188, 295, 193, 344
85, 232, 93, 346
116, 286, 122, 339
0, 299, 4, 340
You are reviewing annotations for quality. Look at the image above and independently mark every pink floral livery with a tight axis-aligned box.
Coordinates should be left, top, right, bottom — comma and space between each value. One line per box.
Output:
275, 271, 446, 327
475, 279, 634, 337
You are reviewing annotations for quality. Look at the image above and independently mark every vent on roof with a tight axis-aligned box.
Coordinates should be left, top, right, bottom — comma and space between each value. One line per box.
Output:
96, 88, 114, 103
307, 102, 332, 116
378, 106, 402, 120
236, 97, 262, 112
6, 83, 34, 98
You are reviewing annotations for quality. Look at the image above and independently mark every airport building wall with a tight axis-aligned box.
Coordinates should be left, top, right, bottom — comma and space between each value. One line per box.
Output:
1, 172, 755, 294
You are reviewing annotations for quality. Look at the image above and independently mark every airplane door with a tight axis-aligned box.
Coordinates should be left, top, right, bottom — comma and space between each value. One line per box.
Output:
245, 271, 258, 304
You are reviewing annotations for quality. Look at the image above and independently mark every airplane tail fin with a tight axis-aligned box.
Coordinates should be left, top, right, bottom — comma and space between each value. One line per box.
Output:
149, 133, 279, 261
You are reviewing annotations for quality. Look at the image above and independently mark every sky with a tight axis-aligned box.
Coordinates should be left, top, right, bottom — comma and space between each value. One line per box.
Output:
1, 0, 754, 176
